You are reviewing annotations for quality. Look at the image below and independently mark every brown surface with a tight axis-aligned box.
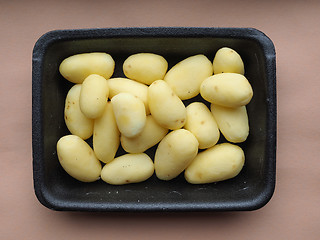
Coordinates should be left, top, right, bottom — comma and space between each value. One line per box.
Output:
1, 0, 320, 239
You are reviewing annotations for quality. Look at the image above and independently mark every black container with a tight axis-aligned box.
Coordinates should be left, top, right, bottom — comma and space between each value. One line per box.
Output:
32, 27, 276, 211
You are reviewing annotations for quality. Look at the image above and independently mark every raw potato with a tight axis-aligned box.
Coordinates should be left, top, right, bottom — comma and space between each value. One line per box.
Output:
164, 55, 213, 100
59, 52, 115, 84
123, 53, 168, 85
80, 74, 109, 119
121, 115, 169, 153
154, 129, 199, 180
107, 77, 150, 114
213, 47, 244, 75
111, 92, 146, 138
101, 153, 154, 185
200, 73, 253, 108
148, 80, 186, 130
211, 104, 249, 143
64, 84, 93, 140
185, 143, 245, 184
93, 102, 120, 163
184, 102, 220, 149
57, 135, 102, 182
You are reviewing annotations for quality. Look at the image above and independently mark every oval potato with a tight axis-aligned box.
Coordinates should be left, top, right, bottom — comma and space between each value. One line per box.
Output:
80, 74, 109, 119
64, 84, 93, 140
185, 143, 245, 184
59, 52, 115, 84
213, 47, 244, 75
111, 92, 146, 138
93, 102, 120, 163
123, 53, 168, 85
211, 104, 249, 143
164, 55, 213, 100
107, 77, 150, 114
148, 80, 186, 130
101, 153, 154, 185
154, 129, 199, 180
57, 135, 101, 182
121, 115, 169, 153
200, 73, 253, 108
184, 102, 220, 149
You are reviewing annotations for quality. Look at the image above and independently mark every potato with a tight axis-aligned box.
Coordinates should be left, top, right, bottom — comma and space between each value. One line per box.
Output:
200, 73, 253, 108
123, 53, 168, 85
213, 47, 244, 75
164, 55, 213, 100
107, 77, 150, 114
211, 104, 249, 143
111, 92, 146, 138
59, 52, 115, 84
79, 74, 109, 119
185, 143, 244, 184
101, 153, 154, 185
184, 102, 220, 149
148, 80, 186, 130
57, 135, 101, 182
121, 115, 168, 153
93, 102, 120, 163
64, 84, 93, 140
154, 129, 199, 180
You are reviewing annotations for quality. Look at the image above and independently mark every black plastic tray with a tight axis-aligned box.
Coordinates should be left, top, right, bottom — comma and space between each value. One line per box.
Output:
32, 27, 276, 211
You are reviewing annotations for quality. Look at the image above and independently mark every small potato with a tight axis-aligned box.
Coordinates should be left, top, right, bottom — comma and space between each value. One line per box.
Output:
213, 47, 244, 75
64, 84, 93, 140
184, 102, 220, 149
101, 153, 154, 185
200, 73, 253, 108
93, 102, 120, 164
107, 77, 150, 114
154, 129, 199, 180
79, 74, 109, 119
185, 143, 245, 184
164, 55, 213, 100
121, 115, 169, 153
59, 52, 115, 83
211, 104, 249, 143
111, 92, 146, 138
57, 135, 101, 182
148, 80, 186, 130
123, 53, 168, 85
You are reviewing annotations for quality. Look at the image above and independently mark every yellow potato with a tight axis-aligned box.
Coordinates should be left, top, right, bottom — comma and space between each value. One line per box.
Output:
148, 80, 186, 130
59, 52, 115, 83
64, 84, 93, 140
211, 104, 249, 143
57, 135, 101, 182
164, 55, 213, 100
185, 143, 245, 184
121, 115, 168, 153
184, 102, 220, 149
79, 74, 109, 119
93, 102, 120, 164
123, 53, 168, 85
107, 77, 150, 114
213, 47, 244, 75
111, 92, 146, 138
200, 73, 253, 108
154, 129, 199, 180
101, 153, 154, 185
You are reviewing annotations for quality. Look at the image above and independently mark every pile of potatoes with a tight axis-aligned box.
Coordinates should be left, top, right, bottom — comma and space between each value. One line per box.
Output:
56, 47, 253, 185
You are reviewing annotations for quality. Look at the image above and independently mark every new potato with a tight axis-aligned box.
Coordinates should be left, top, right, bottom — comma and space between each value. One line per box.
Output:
212, 47, 244, 75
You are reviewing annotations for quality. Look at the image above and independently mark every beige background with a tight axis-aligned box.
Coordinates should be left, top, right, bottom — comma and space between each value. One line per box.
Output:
1, 0, 320, 239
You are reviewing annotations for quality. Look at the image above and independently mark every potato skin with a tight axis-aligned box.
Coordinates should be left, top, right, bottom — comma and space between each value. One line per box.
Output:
64, 84, 93, 140
59, 52, 115, 84
154, 129, 199, 181
57, 135, 101, 182
213, 47, 244, 75
185, 143, 245, 184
